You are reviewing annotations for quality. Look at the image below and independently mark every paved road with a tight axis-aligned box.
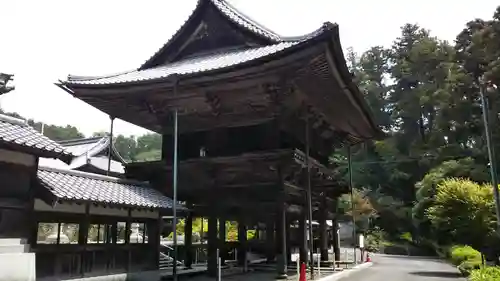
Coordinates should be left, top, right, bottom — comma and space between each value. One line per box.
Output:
344, 254, 466, 281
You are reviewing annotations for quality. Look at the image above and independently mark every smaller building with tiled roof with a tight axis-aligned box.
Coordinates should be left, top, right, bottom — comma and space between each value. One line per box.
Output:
0, 114, 71, 163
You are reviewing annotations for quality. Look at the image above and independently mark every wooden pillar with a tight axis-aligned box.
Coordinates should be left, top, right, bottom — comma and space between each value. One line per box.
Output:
145, 219, 160, 271
28, 164, 38, 247
185, 212, 193, 268
276, 202, 288, 279
237, 221, 247, 268
111, 220, 118, 270
207, 215, 218, 277
219, 219, 226, 265
299, 209, 308, 265
332, 199, 341, 262
304, 107, 315, 278
126, 209, 131, 271
266, 220, 275, 263
154, 214, 162, 270
286, 217, 292, 265
79, 204, 90, 275
319, 197, 329, 264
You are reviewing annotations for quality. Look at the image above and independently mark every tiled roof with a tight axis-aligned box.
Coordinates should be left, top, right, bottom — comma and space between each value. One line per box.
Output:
37, 166, 185, 210
38, 156, 125, 174
66, 42, 299, 85
210, 0, 282, 42
59, 137, 125, 162
0, 114, 71, 161
138, 0, 289, 70
209, 0, 329, 42
58, 136, 107, 156
38, 136, 126, 176
63, 0, 336, 86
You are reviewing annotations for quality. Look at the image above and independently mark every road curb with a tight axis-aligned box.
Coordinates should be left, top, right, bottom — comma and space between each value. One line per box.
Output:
316, 262, 374, 281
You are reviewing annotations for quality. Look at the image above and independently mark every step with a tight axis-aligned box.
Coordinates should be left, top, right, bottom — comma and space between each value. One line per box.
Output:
0, 238, 27, 246
0, 244, 30, 253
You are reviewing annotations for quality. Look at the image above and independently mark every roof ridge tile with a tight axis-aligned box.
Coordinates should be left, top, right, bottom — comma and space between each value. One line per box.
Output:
38, 165, 143, 186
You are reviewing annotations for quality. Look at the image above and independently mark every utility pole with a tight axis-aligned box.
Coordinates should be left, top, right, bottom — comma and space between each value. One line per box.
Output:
304, 108, 315, 278
347, 146, 357, 263
107, 117, 115, 176
479, 79, 500, 232
172, 78, 180, 281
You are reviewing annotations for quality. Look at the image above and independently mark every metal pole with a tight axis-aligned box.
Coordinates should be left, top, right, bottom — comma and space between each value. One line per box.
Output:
172, 81, 180, 281
304, 109, 315, 278
480, 82, 500, 231
217, 248, 221, 281
317, 247, 321, 276
107, 117, 115, 176
347, 145, 357, 263
201, 217, 204, 244
296, 257, 300, 281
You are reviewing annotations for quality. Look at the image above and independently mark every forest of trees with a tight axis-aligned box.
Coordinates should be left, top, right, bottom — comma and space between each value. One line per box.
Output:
2, 6, 500, 252
335, 6, 500, 252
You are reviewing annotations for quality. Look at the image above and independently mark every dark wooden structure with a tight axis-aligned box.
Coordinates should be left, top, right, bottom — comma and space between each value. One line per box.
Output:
0, 113, 71, 281
59, 0, 380, 278
0, 113, 71, 241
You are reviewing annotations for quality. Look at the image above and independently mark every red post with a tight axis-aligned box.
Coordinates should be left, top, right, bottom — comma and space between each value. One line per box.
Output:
366, 253, 371, 262
300, 262, 307, 281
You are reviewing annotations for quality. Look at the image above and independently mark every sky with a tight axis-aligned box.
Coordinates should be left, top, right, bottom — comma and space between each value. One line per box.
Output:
0, 0, 498, 137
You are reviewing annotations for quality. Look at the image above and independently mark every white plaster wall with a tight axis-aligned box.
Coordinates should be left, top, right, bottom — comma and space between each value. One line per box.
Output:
0, 148, 36, 167
0, 252, 35, 281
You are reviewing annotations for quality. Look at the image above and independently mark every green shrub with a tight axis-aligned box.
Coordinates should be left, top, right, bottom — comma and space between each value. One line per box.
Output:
450, 245, 481, 266
399, 232, 412, 242
364, 227, 387, 253
470, 266, 500, 281
426, 179, 496, 250
382, 245, 409, 255
458, 259, 482, 276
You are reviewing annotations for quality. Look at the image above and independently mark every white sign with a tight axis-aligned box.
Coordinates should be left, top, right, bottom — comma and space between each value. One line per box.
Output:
359, 234, 364, 248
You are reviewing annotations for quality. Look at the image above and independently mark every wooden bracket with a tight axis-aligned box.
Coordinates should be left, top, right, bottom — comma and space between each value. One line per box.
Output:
205, 91, 221, 116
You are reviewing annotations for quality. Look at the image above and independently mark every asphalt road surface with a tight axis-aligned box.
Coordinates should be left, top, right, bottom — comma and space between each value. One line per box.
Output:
344, 254, 466, 281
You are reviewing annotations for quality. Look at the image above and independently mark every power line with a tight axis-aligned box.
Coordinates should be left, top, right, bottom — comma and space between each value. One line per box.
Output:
334, 154, 475, 167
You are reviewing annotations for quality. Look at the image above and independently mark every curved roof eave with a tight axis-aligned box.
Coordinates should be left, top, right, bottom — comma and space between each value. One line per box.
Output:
325, 26, 382, 140
94, 137, 127, 164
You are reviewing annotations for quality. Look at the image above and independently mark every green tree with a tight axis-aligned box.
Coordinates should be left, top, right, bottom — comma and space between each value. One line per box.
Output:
427, 178, 496, 249
91, 133, 162, 162
413, 158, 489, 238
113, 135, 138, 161
0, 109, 85, 141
